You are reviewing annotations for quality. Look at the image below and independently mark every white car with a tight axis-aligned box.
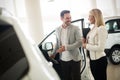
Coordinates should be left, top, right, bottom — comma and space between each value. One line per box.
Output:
104, 16, 120, 65
0, 8, 60, 80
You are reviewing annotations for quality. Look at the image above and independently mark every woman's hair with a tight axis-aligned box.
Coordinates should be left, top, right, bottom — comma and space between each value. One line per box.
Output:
89, 8, 105, 27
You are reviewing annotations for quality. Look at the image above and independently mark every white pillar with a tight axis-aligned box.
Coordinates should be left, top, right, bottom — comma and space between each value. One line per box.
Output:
111, 0, 117, 16
116, 0, 120, 15
25, 0, 44, 44
89, 0, 97, 9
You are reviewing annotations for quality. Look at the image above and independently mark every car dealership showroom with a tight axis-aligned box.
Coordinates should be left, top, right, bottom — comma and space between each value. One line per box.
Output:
0, 0, 120, 80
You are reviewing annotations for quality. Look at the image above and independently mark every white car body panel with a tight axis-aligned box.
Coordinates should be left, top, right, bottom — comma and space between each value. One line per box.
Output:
105, 33, 120, 49
0, 14, 60, 80
104, 16, 120, 49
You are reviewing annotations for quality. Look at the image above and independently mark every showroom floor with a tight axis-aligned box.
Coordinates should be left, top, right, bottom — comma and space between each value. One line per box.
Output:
81, 57, 120, 80
107, 60, 120, 80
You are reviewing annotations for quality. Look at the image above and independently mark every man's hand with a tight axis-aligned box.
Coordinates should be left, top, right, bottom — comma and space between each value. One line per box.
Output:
56, 46, 65, 53
50, 54, 55, 58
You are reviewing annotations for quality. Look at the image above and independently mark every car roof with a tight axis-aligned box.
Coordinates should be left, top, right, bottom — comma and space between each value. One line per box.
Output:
104, 16, 120, 22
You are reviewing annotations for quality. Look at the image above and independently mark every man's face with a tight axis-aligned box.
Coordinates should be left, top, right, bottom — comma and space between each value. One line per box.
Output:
61, 13, 71, 26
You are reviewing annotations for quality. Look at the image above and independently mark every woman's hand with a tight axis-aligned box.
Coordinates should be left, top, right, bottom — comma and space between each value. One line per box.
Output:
82, 38, 86, 43
82, 43, 86, 48
82, 38, 87, 48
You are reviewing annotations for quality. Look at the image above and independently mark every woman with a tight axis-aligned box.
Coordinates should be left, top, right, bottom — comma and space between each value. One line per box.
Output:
82, 8, 108, 80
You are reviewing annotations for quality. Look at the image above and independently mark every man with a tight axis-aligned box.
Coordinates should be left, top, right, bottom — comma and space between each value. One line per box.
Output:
53, 10, 82, 80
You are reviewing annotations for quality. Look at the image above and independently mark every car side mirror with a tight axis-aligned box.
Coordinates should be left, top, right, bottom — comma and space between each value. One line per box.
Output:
42, 42, 53, 51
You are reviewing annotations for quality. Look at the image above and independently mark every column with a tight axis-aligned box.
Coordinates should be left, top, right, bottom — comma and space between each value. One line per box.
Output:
111, 0, 117, 16
25, 0, 44, 44
89, 0, 97, 9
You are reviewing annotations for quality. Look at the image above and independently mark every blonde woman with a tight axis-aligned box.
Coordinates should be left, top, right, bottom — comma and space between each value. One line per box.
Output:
82, 9, 108, 80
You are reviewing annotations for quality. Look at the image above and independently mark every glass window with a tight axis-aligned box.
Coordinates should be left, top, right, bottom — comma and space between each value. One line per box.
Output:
106, 20, 117, 32
105, 19, 120, 33
0, 20, 29, 80
117, 19, 120, 29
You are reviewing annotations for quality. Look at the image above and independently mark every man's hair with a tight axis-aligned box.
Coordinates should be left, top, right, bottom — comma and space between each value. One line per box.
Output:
60, 10, 70, 17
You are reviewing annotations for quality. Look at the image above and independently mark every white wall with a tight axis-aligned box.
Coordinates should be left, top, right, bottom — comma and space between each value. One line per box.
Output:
96, 0, 120, 17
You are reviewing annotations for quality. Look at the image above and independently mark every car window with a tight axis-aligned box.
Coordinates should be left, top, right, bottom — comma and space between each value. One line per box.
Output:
0, 20, 29, 80
118, 19, 120, 29
106, 19, 120, 33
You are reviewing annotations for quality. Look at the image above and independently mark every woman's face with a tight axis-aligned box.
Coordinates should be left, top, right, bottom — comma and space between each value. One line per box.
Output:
88, 14, 95, 24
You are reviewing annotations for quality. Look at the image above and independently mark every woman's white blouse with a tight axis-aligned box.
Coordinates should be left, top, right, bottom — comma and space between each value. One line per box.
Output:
86, 26, 108, 60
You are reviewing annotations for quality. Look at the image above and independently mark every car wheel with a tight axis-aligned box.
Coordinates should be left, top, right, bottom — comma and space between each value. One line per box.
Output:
109, 47, 120, 65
